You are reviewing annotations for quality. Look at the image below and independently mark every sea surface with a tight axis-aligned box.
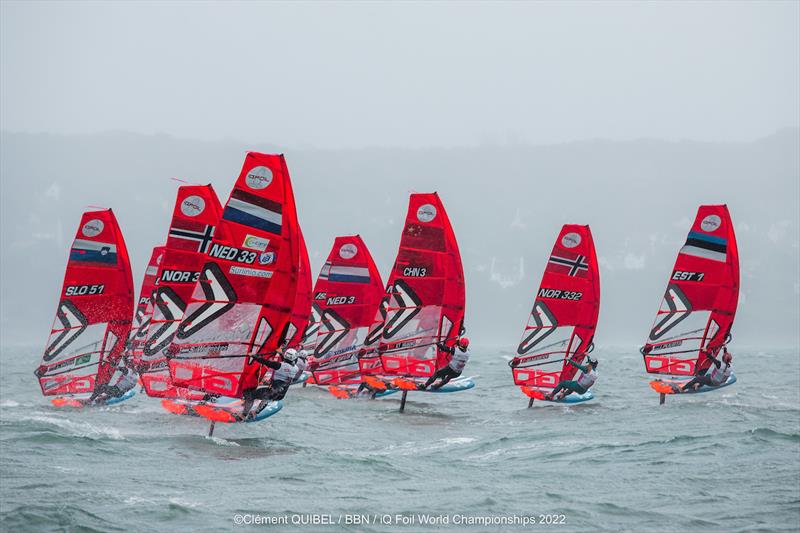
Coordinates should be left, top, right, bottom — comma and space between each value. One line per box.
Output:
1, 344, 798, 532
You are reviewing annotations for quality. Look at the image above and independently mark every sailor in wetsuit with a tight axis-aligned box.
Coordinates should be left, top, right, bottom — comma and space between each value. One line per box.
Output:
545, 357, 598, 400
238, 348, 298, 420
293, 348, 308, 383
88, 358, 138, 404
420, 337, 470, 390
681, 347, 733, 392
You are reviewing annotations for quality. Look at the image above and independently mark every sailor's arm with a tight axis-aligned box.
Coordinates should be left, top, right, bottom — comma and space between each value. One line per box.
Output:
567, 358, 589, 373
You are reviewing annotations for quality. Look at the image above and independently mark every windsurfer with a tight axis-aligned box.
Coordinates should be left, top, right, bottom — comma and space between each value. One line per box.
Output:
238, 348, 298, 420
546, 357, 597, 400
420, 337, 470, 390
88, 358, 138, 404
681, 347, 733, 391
293, 347, 308, 383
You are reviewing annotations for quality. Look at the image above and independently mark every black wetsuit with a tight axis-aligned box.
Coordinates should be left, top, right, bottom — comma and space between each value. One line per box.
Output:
422, 343, 461, 390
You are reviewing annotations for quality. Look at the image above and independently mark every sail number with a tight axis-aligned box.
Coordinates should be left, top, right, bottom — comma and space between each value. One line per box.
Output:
208, 244, 258, 265
65, 284, 105, 296
538, 288, 582, 301
327, 296, 356, 305
672, 270, 704, 282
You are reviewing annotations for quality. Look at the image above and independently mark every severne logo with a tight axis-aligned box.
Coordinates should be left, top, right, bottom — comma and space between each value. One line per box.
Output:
176, 263, 237, 340
144, 287, 186, 357
649, 284, 692, 341
517, 301, 558, 355
44, 300, 88, 361
315, 309, 351, 357
382, 279, 422, 339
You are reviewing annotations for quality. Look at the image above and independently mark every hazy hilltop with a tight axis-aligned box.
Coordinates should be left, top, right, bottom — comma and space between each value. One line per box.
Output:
1, 129, 798, 349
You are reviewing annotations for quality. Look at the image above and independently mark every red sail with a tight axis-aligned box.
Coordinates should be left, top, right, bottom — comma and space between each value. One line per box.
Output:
37, 209, 134, 396
511, 225, 600, 393
127, 245, 165, 365
167, 154, 301, 398
285, 227, 312, 348
642, 205, 739, 376
374, 193, 466, 378
140, 185, 223, 398
308, 235, 385, 385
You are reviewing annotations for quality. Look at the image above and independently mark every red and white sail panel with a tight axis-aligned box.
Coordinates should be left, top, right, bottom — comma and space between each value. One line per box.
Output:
642, 205, 739, 376
127, 245, 164, 364
308, 235, 385, 386
37, 210, 134, 396
372, 193, 466, 378
140, 185, 223, 398
511, 225, 600, 393
167, 154, 301, 397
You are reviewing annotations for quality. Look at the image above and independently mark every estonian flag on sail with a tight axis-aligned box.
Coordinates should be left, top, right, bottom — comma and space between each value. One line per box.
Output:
223, 189, 283, 234
680, 231, 727, 262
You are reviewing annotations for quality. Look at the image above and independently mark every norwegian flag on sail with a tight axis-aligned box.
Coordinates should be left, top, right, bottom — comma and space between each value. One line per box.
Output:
547, 250, 589, 278
167, 219, 215, 253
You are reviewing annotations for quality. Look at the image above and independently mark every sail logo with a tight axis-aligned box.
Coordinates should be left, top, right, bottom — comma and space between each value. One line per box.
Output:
517, 301, 557, 355
403, 267, 428, 277
160, 269, 200, 283
258, 252, 275, 265
180, 196, 206, 217
339, 243, 358, 259
81, 219, 104, 237
314, 292, 327, 300
649, 284, 692, 341
245, 166, 273, 190
143, 287, 186, 357
561, 232, 582, 248
416, 204, 437, 223
242, 234, 269, 251
700, 214, 721, 232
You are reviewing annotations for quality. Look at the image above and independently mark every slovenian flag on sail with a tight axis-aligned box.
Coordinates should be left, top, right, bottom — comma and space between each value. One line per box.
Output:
222, 189, 282, 234
69, 239, 118, 265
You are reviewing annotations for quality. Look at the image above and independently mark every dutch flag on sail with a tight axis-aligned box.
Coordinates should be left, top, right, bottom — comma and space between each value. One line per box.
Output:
328, 265, 371, 284
223, 189, 282, 234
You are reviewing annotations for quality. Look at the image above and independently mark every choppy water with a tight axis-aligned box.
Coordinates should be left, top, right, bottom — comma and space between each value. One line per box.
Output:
1, 344, 798, 532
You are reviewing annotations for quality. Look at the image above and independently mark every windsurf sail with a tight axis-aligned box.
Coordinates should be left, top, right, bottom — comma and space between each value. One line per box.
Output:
510, 225, 600, 395
37, 209, 134, 396
307, 235, 385, 386
127, 245, 165, 365
167, 153, 302, 398
371, 193, 466, 379
285, 227, 312, 349
641, 205, 739, 377
139, 184, 223, 398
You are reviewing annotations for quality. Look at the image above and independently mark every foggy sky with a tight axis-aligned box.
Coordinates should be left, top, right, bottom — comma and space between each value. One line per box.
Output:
2, 1, 799, 148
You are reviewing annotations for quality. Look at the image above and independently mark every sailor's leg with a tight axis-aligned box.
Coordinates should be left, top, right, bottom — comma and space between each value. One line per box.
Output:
431, 369, 457, 390
548, 382, 566, 400
240, 389, 257, 417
